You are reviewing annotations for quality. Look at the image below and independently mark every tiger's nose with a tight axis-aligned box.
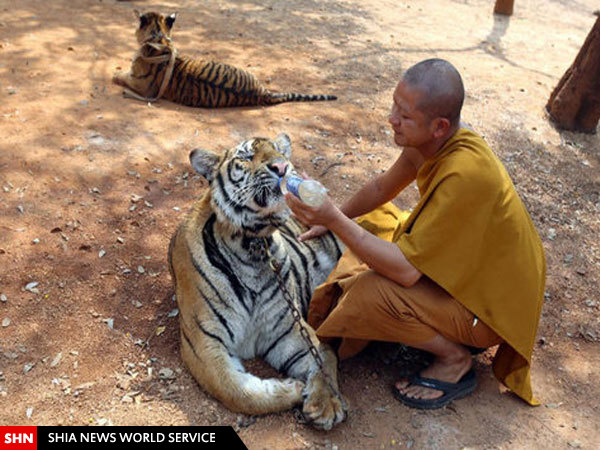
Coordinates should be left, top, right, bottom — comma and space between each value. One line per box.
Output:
267, 161, 288, 177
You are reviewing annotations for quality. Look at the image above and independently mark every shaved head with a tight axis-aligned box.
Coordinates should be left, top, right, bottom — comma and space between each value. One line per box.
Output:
402, 59, 464, 127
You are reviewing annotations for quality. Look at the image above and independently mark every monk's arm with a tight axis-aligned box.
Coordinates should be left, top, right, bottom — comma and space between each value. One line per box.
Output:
289, 147, 422, 284
287, 193, 421, 287
327, 208, 422, 287
338, 146, 422, 219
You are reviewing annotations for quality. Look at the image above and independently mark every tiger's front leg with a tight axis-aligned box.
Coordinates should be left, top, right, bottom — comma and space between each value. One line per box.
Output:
112, 60, 148, 98
112, 69, 132, 89
300, 341, 347, 430
112, 69, 152, 102
263, 321, 347, 430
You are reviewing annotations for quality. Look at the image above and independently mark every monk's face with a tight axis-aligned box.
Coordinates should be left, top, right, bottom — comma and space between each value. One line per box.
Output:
388, 81, 434, 149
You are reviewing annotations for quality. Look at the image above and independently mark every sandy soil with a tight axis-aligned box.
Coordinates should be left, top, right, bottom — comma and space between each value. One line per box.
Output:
0, 0, 599, 448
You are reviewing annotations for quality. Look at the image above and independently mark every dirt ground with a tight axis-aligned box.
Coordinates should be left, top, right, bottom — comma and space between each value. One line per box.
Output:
1, 0, 599, 448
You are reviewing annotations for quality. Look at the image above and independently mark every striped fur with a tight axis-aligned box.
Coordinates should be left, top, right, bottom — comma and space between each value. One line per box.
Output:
168, 133, 347, 429
113, 11, 337, 107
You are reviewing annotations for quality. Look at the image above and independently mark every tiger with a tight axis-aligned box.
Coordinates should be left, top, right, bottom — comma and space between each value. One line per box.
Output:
113, 10, 337, 107
167, 133, 347, 430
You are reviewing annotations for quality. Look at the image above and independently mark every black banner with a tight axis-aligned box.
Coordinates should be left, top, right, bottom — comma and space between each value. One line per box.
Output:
36, 426, 247, 450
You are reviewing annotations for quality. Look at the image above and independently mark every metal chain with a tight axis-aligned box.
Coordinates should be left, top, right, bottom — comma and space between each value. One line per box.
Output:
263, 238, 346, 409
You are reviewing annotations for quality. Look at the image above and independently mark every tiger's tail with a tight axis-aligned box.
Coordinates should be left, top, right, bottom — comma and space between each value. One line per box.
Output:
264, 92, 337, 105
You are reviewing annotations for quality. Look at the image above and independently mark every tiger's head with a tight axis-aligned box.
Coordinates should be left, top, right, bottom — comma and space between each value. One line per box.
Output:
133, 10, 177, 45
190, 133, 295, 235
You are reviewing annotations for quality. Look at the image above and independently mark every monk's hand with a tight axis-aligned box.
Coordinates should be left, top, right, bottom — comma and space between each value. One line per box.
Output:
285, 193, 339, 231
298, 225, 328, 242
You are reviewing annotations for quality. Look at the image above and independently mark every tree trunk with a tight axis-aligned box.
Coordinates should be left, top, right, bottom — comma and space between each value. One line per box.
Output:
494, 0, 514, 16
546, 14, 600, 134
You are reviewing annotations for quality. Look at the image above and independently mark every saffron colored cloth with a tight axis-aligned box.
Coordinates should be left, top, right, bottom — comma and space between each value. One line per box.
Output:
309, 128, 546, 405
308, 247, 503, 361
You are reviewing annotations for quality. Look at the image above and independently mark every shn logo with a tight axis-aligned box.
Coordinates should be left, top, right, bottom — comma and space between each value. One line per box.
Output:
0, 427, 37, 448
4, 433, 34, 444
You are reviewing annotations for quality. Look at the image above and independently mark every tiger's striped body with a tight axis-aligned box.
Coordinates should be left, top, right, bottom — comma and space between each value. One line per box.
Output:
168, 133, 347, 429
113, 11, 337, 107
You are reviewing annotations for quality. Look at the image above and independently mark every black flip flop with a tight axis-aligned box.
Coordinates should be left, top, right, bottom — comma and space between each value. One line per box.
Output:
392, 368, 477, 410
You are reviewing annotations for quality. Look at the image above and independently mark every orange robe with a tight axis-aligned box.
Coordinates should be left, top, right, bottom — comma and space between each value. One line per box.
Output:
310, 128, 546, 405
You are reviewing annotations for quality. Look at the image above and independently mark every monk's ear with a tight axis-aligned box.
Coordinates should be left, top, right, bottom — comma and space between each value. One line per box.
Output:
432, 117, 451, 139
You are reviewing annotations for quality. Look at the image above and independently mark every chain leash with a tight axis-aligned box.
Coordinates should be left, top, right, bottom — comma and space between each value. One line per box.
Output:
122, 42, 178, 103
262, 238, 346, 410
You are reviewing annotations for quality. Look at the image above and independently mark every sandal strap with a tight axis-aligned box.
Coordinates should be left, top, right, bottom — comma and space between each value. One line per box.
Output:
408, 369, 475, 393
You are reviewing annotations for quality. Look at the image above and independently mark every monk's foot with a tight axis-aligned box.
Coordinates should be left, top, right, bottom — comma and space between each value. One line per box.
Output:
394, 348, 472, 400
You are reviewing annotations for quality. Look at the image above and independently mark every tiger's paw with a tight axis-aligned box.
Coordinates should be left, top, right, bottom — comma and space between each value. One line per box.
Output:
112, 71, 126, 87
301, 373, 347, 430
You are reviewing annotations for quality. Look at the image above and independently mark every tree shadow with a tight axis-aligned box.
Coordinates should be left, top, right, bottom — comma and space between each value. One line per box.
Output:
323, 10, 555, 81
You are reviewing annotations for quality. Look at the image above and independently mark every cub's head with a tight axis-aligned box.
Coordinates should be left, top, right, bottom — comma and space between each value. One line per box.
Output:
190, 133, 294, 235
133, 10, 177, 45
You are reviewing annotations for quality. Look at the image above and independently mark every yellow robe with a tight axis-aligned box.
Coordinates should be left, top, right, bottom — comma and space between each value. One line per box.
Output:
321, 128, 546, 405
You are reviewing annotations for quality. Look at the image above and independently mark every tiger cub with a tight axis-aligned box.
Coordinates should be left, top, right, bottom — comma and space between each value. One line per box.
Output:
168, 133, 347, 430
113, 11, 337, 107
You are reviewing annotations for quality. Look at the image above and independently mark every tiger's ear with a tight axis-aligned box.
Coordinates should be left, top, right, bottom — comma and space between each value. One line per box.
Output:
189, 148, 220, 182
134, 10, 148, 28
274, 133, 291, 158
165, 12, 177, 30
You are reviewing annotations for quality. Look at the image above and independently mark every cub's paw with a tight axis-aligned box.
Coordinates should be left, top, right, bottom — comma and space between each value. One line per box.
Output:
112, 71, 126, 87
301, 373, 347, 430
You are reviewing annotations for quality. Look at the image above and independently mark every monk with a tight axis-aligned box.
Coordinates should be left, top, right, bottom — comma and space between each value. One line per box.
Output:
285, 58, 546, 409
